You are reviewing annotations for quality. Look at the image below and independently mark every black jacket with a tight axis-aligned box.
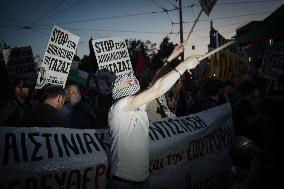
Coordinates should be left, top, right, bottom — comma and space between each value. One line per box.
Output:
22, 103, 67, 127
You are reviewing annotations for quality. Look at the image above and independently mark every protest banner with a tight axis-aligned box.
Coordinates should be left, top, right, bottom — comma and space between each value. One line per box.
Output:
35, 25, 80, 89
260, 43, 284, 79
0, 127, 108, 189
149, 103, 235, 189
0, 104, 234, 189
2, 46, 37, 84
82, 103, 236, 188
209, 49, 248, 80
92, 37, 133, 76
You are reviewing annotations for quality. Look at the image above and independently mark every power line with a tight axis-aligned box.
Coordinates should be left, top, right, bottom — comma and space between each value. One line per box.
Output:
2, 8, 19, 24
0, 23, 17, 28
150, 0, 167, 10
194, 21, 250, 32
30, 9, 273, 37
31, 0, 66, 26
166, 0, 178, 9
30, 28, 50, 36
185, 0, 282, 6
215, 0, 283, 6
32, 0, 87, 26
33, 25, 177, 35
43, 0, 280, 26
46, 4, 183, 25
0, 28, 22, 34
149, 0, 176, 23
176, 11, 271, 24
66, 28, 177, 35
0, 8, 19, 27
149, 0, 177, 37
192, 32, 209, 41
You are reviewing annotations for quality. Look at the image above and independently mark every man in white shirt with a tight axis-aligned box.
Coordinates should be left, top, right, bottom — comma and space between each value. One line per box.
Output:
108, 45, 199, 189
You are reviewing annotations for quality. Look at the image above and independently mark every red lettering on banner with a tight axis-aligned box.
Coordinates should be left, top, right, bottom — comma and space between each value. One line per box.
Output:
149, 157, 164, 173
82, 167, 93, 189
55, 172, 67, 189
167, 151, 184, 165
0, 164, 107, 189
66, 170, 81, 189
95, 164, 106, 189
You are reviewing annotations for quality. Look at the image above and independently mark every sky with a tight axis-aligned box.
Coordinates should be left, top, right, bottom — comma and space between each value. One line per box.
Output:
1, 0, 283, 59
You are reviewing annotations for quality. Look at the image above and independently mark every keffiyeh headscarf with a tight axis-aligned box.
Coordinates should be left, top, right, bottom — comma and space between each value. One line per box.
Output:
112, 72, 140, 100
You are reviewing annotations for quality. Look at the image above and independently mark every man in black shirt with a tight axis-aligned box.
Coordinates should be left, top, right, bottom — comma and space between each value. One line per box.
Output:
22, 85, 67, 127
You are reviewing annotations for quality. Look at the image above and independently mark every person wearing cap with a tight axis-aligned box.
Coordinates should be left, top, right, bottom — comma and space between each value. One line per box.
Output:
108, 45, 199, 189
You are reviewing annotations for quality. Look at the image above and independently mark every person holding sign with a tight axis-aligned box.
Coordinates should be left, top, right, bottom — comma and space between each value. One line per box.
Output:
147, 44, 184, 122
108, 45, 199, 188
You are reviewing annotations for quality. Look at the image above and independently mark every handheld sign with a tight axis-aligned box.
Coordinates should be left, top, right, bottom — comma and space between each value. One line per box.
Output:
2, 46, 36, 84
199, 0, 218, 16
183, 0, 218, 47
92, 37, 133, 76
261, 43, 284, 79
35, 25, 80, 89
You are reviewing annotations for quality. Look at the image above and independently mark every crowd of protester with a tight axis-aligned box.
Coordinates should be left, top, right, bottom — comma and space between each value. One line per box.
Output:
1, 68, 282, 147
0, 47, 283, 188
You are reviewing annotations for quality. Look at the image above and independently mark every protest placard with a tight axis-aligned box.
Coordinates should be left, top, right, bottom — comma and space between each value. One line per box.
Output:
92, 37, 133, 76
35, 25, 80, 89
209, 50, 248, 80
0, 127, 108, 189
261, 43, 284, 78
199, 0, 218, 16
2, 46, 36, 84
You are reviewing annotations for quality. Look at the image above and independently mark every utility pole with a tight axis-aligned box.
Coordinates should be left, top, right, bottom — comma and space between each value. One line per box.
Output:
178, 0, 184, 61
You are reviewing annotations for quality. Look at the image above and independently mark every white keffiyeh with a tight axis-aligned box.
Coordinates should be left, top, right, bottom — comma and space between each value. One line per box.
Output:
112, 72, 140, 100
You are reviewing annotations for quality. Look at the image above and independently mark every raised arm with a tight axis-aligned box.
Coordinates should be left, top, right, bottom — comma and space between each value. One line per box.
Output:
127, 57, 199, 111
151, 44, 184, 84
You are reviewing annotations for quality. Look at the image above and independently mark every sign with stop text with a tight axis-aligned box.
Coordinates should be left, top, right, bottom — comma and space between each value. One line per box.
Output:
35, 25, 80, 89
92, 37, 133, 76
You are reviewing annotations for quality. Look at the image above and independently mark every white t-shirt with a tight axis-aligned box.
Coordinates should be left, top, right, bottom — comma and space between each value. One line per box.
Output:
108, 97, 149, 181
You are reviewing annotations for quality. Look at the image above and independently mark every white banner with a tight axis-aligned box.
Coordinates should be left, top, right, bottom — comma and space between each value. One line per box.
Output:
149, 103, 235, 189
81, 103, 236, 188
0, 127, 108, 189
2, 46, 36, 84
35, 25, 80, 89
0, 104, 235, 189
92, 37, 133, 76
